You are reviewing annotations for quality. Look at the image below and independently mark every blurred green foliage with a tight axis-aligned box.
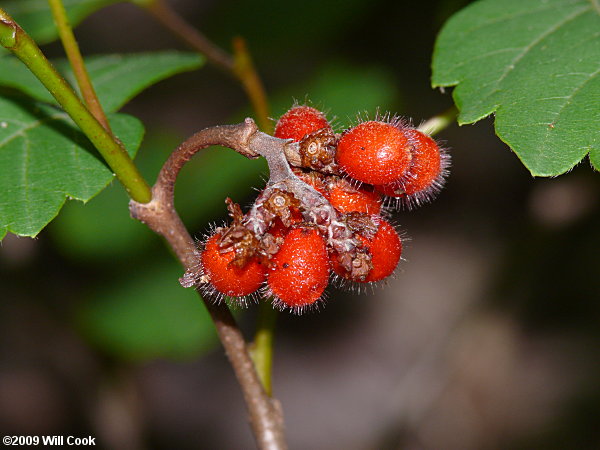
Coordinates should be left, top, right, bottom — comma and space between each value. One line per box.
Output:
76, 260, 217, 361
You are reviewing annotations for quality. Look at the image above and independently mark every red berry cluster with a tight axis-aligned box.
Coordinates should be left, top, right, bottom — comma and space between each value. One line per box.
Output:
181, 105, 449, 314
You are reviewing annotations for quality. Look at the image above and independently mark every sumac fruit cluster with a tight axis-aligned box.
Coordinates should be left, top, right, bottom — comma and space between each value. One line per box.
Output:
181, 104, 449, 314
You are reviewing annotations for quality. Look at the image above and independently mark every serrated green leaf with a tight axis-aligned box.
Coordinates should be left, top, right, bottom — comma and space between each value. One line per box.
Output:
77, 261, 217, 361
432, 0, 600, 176
0, 93, 144, 238
0, 0, 122, 45
0, 52, 204, 112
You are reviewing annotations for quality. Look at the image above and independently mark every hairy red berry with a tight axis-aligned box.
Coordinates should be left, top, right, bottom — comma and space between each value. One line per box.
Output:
362, 220, 402, 282
402, 129, 442, 194
331, 218, 401, 283
327, 177, 382, 214
376, 129, 449, 208
274, 105, 331, 142
336, 121, 411, 185
267, 227, 329, 312
201, 231, 266, 298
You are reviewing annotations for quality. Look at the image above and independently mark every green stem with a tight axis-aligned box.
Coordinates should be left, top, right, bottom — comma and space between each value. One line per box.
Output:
250, 301, 277, 396
47, 0, 111, 132
417, 106, 458, 136
0, 8, 151, 203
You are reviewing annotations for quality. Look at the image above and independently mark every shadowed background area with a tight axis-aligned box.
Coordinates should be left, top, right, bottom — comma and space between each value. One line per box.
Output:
1, 0, 599, 448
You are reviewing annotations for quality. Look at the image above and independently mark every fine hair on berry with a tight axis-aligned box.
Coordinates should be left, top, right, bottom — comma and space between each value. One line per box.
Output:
200, 230, 267, 302
266, 227, 330, 314
326, 176, 383, 215
336, 120, 412, 186
376, 128, 450, 209
274, 105, 332, 142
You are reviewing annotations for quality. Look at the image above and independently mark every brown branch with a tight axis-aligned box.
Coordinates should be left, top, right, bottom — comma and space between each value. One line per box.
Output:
129, 119, 286, 450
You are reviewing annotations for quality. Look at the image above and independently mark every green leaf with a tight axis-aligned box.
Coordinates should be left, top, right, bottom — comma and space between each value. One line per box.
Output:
0, 93, 144, 238
0, 52, 204, 112
432, 0, 600, 176
0, 0, 122, 45
77, 261, 217, 361
62, 52, 204, 112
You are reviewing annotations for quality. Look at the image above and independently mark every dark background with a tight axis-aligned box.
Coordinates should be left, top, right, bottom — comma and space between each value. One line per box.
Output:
1, 0, 599, 448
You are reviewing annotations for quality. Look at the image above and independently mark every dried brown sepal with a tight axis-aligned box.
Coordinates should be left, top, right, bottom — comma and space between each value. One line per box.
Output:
342, 212, 377, 238
335, 248, 373, 281
298, 128, 338, 172
216, 198, 263, 268
225, 197, 245, 223
261, 188, 301, 227
219, 224, 261, 268
258, 232, 282, 261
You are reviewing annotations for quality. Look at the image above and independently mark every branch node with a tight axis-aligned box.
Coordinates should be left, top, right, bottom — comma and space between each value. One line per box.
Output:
237, 117, 260, 158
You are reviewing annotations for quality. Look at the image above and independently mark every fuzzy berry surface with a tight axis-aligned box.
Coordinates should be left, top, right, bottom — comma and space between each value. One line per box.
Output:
362, 219, 402, 282
336, 121, 412, 185
201, 232, 266, 297
327, 179, 382, 214
267, 227, 329, 309
274, 106, 331, 142
400, 129, 442, 195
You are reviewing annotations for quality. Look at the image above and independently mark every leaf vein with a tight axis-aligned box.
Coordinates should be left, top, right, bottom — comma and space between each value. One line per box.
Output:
495, 5, 591, 87
447, 47, 521, 73
539, 67, 600, 154
460, 0, 585, 35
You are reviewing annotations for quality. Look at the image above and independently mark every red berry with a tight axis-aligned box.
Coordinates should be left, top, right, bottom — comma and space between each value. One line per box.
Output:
201, 231, 266, 298
274, 105, 332, 142
336, 121, 412, 185
402, 129, 442, 195
327, 177, 382, 214
375, 129, 448, 207
267, 227, 330, 312
331, 218, 401, 283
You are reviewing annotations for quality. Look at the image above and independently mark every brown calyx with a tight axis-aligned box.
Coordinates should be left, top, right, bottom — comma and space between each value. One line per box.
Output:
298, 128, 338, 172
261, 188, 301, 227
